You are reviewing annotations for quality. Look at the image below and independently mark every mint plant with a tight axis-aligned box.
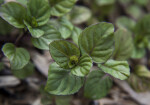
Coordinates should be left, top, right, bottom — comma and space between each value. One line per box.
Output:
0, 0, 130, 101
45, 22, 130, 99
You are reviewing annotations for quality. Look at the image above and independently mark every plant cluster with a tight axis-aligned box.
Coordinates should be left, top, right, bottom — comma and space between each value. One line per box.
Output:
1, 0, 150, 104
0, 0, 130, 100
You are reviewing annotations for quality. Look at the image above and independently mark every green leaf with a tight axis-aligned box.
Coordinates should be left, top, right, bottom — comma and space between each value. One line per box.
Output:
84, 70, 112, 99
0, 2, 26, 28
134, 65, 150, 78
48, 0, 77, 16
131, 47, 145, 59
71, 54, 92, 77
2, 43, 30, 70
78, 22, 114, 63
113, 29, 134, 60
45, 63, 84, 95
58, 17, 74, 39
98, 60, 130, 80
67, 6, 92, 24
27, 0, 50, 26
116, 16, 136, 31
24, 20, 44, 38
126, 5, 143, 20
71, 26, 82, 45
16, 0, 27, 6
49, 40, 80, 69
12, 62, 34, 79
95, 0, 115, 6
0, 17, 13, 35
31, 24, 62, 50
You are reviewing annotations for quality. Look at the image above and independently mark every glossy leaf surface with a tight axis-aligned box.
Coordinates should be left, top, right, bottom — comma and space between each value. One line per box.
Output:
98, 60, 130, 80
78, 22, 114, 63
0, 2, 26, 28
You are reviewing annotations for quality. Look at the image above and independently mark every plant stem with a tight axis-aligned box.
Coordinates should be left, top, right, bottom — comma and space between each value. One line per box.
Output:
15, 31, 24, 45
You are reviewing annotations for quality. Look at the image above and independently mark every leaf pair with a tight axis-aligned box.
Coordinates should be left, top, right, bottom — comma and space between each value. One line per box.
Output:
49, 40, 92, 77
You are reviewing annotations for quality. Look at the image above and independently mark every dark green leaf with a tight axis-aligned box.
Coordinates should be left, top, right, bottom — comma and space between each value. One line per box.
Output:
48, 0, 77, 16
0, 2, 26, 28
12, 62, 34, 79
71, 54, 92, 77
2, 43, 30, 70
84, 70, 112, 99
78, 22, 114, 63
45, 63, 84, 95
49, 40, 80, 69
32, 24, 62, 50
98, 60, 130, 80
113, 29, 134, 60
